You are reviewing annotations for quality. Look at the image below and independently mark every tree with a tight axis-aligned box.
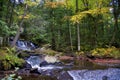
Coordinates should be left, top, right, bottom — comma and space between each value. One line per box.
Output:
11, 0, 40, 47
109, 0, 120, 46
11, 4, 28, 47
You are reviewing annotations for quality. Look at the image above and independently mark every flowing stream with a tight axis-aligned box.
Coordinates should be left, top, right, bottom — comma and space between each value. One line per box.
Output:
15, 40, 120, 80
26, 56, 63, 72
25, 55, 120, 80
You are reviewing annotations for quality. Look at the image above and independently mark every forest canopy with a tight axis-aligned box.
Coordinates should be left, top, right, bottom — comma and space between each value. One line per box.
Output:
0, 0, 120, 52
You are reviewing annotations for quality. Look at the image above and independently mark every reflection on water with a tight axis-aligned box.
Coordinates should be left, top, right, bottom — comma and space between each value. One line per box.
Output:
72, 60, 108, 70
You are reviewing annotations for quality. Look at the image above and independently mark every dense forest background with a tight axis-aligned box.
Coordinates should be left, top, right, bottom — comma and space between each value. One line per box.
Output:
0, 0, 120, 52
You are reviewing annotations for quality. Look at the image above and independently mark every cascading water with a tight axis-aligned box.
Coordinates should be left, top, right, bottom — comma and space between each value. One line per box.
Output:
68, 68, 120, 80
15, 39, 120, 80
26, 56, 43, 69
23, 55, 120, 80
26, 56, 63, 73
16, 40, 36, 51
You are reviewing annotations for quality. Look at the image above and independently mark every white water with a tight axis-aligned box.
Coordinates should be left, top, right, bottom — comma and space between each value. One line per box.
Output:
26, 56, 120, 80
38, 65, 63, 71
26, 56, 43, 69
26, 56, 63, 72
68, 68, 120, 80
16, 40, 36, 51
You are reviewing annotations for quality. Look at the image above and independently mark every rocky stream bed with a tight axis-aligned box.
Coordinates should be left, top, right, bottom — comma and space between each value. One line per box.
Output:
1, 40, 120, 80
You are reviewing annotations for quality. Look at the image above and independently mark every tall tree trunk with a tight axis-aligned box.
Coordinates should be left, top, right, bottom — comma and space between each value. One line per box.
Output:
11, 4, 28, 47
77, 23, 80, 51
68, 21, 73, 51
76, 0, 80, 51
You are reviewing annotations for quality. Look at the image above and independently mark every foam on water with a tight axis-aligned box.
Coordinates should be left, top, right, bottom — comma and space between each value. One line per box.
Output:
68, 68, 120, 80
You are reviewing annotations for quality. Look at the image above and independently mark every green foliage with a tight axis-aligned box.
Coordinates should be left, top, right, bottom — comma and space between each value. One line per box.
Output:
1, 0, 120, 55
75, 51, 85, 56
9, 23, 19, 36
40, 49, 58, 56
91, 47, 120, 59
0, 48, 25, 70
0, 20, 19, 37
0, 20, 9, 36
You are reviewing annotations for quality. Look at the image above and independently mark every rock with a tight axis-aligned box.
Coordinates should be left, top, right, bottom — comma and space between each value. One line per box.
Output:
30, 68, 40, 74
17, 68, 30, 76
57, 71, 73, 80
44, 55, 59, 63
59, 56, 74, 60
40, 61, 49, 67
24, 62, 32, 68
34, 48, 42, 54
102, 76, 108, 80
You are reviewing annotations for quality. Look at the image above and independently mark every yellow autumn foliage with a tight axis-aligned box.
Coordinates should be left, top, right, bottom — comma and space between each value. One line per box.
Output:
19, 14, 35, 19
25, 0, 40, 6
71, 7, 109, 24
45, 1, 65, 8
91, 47, 120, 59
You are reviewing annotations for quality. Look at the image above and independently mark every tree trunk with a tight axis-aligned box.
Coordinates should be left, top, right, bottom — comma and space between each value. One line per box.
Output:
77, 23, 80, 51
76, 0, 80, 51
11, 4, 28, 47
68, 21, 73, 51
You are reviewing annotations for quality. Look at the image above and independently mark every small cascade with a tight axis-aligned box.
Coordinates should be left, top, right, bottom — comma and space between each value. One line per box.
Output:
68, 68, 120, 80
16, 40, 37, 51
26, 56, 43, 69
26, 56, 63, 73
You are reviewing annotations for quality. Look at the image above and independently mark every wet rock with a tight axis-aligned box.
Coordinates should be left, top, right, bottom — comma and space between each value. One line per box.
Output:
30, 68, 40, 74
57, 71, 73, 80
40, 61, 48, 67
102, 76, 108, 80
17, 68, 30, 76
23, 62, 31, 68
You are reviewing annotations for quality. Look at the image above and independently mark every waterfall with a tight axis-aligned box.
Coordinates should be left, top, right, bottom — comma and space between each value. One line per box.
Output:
16, 40, 36, 51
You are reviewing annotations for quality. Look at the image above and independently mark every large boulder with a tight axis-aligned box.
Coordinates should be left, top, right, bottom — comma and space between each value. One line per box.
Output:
44, 55, 59, 63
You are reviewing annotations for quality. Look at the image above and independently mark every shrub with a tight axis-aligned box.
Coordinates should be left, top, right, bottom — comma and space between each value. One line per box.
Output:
0, 47, 25, 70
91, 47, 120, 59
